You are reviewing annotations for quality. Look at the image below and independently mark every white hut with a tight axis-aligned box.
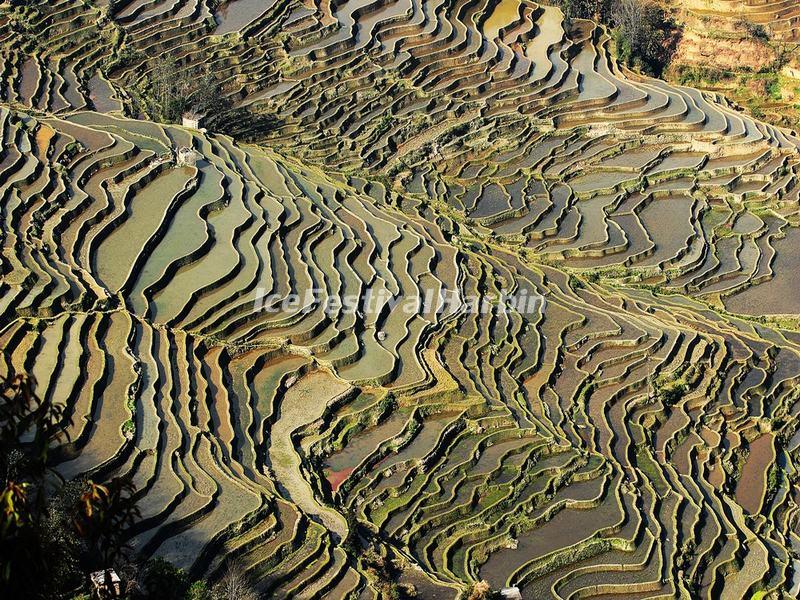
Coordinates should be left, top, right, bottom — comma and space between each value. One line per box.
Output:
500, 587, 522, 600
181, 110, 205, 129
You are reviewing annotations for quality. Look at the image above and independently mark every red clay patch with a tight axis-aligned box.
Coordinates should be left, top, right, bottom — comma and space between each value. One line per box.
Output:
326, 467, 354, 492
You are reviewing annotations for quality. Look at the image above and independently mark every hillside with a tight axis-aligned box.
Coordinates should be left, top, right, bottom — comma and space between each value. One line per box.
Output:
664, 0, 800, 129
2, 0, 800, 598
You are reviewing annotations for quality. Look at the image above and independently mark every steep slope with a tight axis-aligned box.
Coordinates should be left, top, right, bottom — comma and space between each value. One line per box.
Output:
1, 1, 800, 598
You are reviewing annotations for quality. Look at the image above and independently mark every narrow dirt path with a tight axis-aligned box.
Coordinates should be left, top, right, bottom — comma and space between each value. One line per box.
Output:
267, 370, 352, 539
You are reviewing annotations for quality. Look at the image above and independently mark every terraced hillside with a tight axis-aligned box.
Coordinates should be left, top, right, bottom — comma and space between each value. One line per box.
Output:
678, 0, 800, 41
2, 0, 800, 598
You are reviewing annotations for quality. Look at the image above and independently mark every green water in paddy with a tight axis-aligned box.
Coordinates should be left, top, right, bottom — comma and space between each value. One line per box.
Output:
389, 316, 430, 387
337, 332, 396, 382
41, 319, 84, 411
66, 112, 170, 154
58, 314, 137, 481
150, 171, 254, 322
179, 190, 281, 326
95, 167, 194, 292
351, 198, 402, 274
127, 164, 225, 315
376, 233, 425, 346
31, 316, 68, 400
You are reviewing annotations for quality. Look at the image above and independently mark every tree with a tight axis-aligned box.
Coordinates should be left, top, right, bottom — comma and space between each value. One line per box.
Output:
132, 558, 213, 600
0, 373, 76, 595
147, 59, 232, 124
73, 477, 141, 567
0, 372, 142, 597
558, 0, 612, 23
611, 0, 674, 77
212, 560, 257, 600
137, 558, 190, 600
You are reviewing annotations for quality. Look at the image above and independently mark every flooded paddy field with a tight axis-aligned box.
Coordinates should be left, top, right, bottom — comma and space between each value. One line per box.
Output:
2, 0, 800, 597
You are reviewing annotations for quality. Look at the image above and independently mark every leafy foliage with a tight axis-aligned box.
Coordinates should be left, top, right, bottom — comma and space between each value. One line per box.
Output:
610, 0, 676, 77
73, 478, 141, 566
557, 0, 612, 23
0, 373, 140, 598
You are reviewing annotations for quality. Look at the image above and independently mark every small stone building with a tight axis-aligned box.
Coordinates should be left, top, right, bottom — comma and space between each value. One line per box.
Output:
181, 111, 204, 129
500, 587, 522, 600
89, 569, 121, 599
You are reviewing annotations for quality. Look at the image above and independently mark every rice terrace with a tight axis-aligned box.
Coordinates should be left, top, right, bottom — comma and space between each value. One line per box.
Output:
2, 0, 800, 598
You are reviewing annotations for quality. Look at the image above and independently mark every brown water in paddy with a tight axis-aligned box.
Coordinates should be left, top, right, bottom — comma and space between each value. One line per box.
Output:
569, 170, 636, 194
646, 152, 705, 176
19, 58, 39, 104
479, 491, 619, 587
599, 147, 662, 169
736, 433, 775, 514
34, 124, 55, 159
725, 228, 800, 315
373, 413, 454, 473
215, 0, 279, 34
66, 113, 170, 154
397, 569, 457, 600
87, 73, 121, 113
472, 183, 511, 219
356, 0, 414, 44
732, 212, 762, 235
324, 408, 411, 474
483, 0, 520, 40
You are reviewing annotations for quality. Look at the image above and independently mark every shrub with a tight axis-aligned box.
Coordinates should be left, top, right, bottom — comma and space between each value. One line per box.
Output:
738, 19, 769, 43
139, 558, 190, 600
558, 0, 612, 23
766, 76, 782, 101
675, 65, 727, 87
135, 558, 213, 600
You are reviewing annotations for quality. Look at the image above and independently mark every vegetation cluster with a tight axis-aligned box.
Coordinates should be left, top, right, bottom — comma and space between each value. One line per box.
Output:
558, 0, 677, 76
0, 374, 254, 600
